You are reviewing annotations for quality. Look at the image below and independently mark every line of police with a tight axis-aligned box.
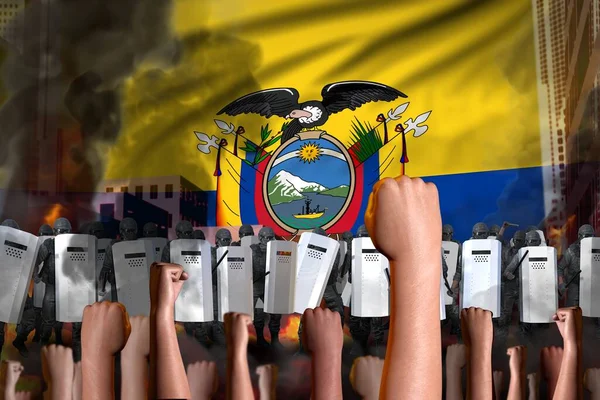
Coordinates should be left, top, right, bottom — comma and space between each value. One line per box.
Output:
1, 218, 594, 363
443, 222, 598, 342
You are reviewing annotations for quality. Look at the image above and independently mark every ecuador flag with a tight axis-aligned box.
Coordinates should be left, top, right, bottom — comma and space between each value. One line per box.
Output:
105, 0, 548, 241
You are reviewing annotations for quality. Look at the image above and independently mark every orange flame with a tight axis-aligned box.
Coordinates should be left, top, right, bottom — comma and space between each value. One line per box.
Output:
43, 203, 66, 226
280, 314, 301, 341
547, 215, 577, 257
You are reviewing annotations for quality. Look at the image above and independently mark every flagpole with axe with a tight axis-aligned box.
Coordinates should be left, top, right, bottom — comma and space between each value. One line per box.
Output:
393, 110, 431, 176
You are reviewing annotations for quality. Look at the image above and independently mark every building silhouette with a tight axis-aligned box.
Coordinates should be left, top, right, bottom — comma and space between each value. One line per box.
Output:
97, 176, 208, 239
533, 0, 600, 241
92, 192, 169, 239
0, 0, 24, 52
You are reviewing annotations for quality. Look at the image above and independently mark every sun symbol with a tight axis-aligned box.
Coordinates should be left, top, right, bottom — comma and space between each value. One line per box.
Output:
297, 142, 322, 164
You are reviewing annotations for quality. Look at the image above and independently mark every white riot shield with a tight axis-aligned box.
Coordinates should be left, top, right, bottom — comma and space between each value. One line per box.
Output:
0, 226, 39, 323
54, 234, 97, 322
580, 237, 600, 318
171, 239, 213, 322
519, 246, 558, 323
460, 239, 501, 317
140, 237, 167, 263
33, 236, 54, 308
241, 235, 259, 248
217, 246, 253, 321
294, 233, 340, 314
113, 240, 153, 317
442, 241, 459, 305
264, 241, 297, 314
350, 237, 389, 317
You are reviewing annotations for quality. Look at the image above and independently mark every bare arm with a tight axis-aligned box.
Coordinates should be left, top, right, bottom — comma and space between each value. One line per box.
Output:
149, 264, 191, 400
462, 308, 494, 400
311, 348, 342, 399
552, 308, 583, 400
120, 316, 149, 400
82, 303, 130, 400
445, 344, 466, 400
365, 177, 443, 400
507, 346, 527, 400
225, 313, 254, 400
584, 369, 600, 400
43, 345, 75, 400
257, 364, 278, 400
493, 371, 504, 400
303, 308, 343, 400
528, 374, 538, 400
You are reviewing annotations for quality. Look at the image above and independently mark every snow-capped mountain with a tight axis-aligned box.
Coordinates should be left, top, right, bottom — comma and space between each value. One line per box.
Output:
267, 170, 328, 204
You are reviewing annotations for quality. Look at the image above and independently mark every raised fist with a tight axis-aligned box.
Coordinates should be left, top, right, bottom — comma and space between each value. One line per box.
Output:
350, 356, 384, 399
187, 361, 218, 399
365, 176, 441, 262
460, 307, 493, 349
42, 345, 74, 392
82, 301, 131, 356
301, 307, 343, 357
257, 364, 278, 398
150, 263, 188, 312
552, 307, 583, 344
585, 368, 600, 393
224, 312, 252, 353
507, 346, 527, 372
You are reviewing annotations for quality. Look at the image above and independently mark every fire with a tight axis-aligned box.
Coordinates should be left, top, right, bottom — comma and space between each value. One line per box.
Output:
43, 203, 67, 226
279, 314, 301, 342
547, 215, 577, 257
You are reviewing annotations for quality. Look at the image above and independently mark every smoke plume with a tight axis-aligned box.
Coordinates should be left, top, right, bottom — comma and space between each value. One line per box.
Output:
0, 0, 265, 232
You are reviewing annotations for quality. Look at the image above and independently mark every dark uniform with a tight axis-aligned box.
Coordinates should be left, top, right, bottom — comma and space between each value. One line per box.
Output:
36, 238, 65, 348
250, 242, 282, 347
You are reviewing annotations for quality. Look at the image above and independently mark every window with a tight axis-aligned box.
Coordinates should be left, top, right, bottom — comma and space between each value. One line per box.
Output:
100, 204, 115, 219
165, 184, 173, 199
135, 186, 143, 199
106, 187, 113, 193
150, 185, 158, 199
168, 213, 173, 228
121, 186, 128, 193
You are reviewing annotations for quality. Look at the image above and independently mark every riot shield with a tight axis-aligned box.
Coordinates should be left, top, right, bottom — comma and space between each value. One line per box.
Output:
460, 239, 502, 317
293, 233, 340, 314
54, 234, 97, 322
217, 246, 253, 321
171, 239, 214, 322
264, 240, 297, 314
0, 226, 40, 323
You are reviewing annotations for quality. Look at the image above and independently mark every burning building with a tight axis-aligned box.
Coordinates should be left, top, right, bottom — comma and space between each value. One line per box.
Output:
533, 0, 600, 243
